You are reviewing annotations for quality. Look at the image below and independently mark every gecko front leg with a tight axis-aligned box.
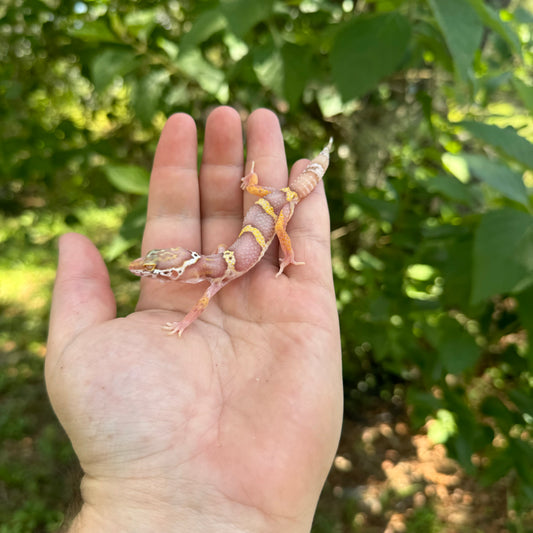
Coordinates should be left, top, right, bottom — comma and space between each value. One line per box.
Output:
240, 162, 276, 197
163, 279, 227, 337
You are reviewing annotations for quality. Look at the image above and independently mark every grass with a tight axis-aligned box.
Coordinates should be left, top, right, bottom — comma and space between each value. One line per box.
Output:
0, 205, 131, 532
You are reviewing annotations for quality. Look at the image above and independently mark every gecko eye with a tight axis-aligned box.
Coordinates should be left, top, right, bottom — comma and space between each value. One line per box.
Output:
144, 262, 156, 272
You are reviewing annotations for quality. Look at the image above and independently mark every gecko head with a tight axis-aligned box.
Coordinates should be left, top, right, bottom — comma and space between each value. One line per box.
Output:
129, 247, 201, 281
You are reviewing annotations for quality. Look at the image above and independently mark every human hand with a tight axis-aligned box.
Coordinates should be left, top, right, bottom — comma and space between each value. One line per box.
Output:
46, 106, 343, 532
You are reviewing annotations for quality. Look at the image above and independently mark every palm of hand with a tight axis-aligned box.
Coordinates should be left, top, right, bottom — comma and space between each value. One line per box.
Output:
46, 107, 342, 532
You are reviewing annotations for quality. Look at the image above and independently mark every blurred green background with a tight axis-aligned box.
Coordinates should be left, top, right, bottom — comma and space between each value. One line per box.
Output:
1, 0, 532, 531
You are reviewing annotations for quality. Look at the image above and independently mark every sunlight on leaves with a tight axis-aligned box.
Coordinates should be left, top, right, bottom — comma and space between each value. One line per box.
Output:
428, 409, 458, 444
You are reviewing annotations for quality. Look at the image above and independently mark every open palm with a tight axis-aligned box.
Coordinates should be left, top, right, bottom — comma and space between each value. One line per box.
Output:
46, 107, 342, 533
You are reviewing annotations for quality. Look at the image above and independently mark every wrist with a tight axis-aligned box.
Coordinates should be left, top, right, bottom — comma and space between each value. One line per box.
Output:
65, 474, 312, 533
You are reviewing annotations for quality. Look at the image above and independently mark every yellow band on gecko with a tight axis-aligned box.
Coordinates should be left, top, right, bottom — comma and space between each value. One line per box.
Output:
256, 198, 277, 220
239, 224, 267, 249
281, 187, 299, 202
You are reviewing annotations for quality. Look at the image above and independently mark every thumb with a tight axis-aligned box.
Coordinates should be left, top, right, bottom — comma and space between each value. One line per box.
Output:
46, 233, 116, 360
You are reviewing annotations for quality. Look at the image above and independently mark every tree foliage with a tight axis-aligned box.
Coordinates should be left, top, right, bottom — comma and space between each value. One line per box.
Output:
1, 0, 533, 529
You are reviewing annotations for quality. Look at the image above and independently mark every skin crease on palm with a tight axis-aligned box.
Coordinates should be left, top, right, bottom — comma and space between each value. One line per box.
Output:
45, 106, 343, 533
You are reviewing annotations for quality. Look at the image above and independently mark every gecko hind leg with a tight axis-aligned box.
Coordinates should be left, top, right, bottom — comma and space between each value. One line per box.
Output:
275, 202, 305, 277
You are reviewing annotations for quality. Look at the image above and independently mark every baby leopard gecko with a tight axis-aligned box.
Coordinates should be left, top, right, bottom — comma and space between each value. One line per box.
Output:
129, 138, 333, 336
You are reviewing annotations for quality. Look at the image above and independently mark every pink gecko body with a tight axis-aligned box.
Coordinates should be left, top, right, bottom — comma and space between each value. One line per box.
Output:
129, 139, 333, 336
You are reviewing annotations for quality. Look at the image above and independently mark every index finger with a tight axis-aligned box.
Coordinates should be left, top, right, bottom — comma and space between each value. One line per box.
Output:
142, 113, 200, 253
135, 113, 200, 311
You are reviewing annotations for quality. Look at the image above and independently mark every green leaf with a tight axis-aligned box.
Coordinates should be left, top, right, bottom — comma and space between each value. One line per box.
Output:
123, 9, 158, 41
156, 37, 179, 60
471, 209, 533, 304
516, 225, 533, 274
91, 48, 137, 92
223, 33, 249, 62
220, 0, 274, 38
442, 153, 470, 182
438, 237, 474, 309
436, 316, 480, 374
480, 448, 514, 485
176, 49, 229, 103
67, 19, 119, 43
508, 388, 533, 417
281, 42, 312, 108
424, 174, 475, 204
103, 165, 150, 195
252, 40, 312, 108
407, 390, 443, 427
428, 0, 483, 82
509, 438, 533, 485
407, 390, 444, 423
428, 409, 457, 444
132, 69, 170, 127
514, 7, 533, 25
104, 234, 137, 262
179, 9, 227, 54
119, 197, 148, 241
460, 121, 533, 169
317, 86, 358, 118
512, 77, 533, 114
463, 154, 529, 207
465, 0, 521, 55
330, 12, 411, 101
347, 192, 399, 223
253, 41, 284, 96
415, 19, 454, 73
516, 285, 533, 347
480, 397, 518, 432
